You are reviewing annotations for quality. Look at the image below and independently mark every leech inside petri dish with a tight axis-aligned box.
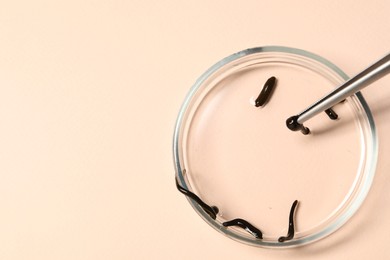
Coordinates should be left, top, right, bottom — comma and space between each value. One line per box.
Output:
223, 218, 263, 239
175, 175, 219, 220
325, 108, 338, 120
286, 115, 311, 135
254, 76, 277, 107
278, 200, 298, 242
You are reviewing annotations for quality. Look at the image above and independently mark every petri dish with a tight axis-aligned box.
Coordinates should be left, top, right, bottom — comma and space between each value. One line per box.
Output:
173, 46, 377, 248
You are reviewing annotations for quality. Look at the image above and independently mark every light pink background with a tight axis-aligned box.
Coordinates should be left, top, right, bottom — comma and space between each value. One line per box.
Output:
0, 1, 389, 259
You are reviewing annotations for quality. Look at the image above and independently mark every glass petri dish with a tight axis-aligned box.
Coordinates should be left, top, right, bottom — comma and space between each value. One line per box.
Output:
173, 46, 377, 248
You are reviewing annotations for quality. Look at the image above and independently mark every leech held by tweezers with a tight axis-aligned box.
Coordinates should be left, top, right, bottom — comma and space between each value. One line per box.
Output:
223, 218, 263, 239
175, 177, 219, 220
278, 200, 298, 242
255, 76, 277, 107
286, 116, 310, 135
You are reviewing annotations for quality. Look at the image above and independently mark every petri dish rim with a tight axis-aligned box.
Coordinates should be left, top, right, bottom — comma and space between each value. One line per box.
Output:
173, 46, 378, 248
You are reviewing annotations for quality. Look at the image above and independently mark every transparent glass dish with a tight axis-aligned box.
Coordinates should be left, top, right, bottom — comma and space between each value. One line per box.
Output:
173, 46, 377, 248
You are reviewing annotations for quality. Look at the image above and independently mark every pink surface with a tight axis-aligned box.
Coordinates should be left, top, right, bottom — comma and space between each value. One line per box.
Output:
0, 1, 389, 259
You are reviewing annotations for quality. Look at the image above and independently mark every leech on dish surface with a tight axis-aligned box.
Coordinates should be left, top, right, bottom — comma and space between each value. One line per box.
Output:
278, 200, 299, 242
254, 76, 277, 107
223, 218, 263, 239
175, 175, 219, 220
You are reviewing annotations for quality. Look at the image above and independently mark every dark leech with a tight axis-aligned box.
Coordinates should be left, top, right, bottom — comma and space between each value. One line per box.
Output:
325, 108, 338, 120
278, 200, 299, 242
325, 98, 347, 120
286, 116, 310, 135
175, 177, 219, 220
223, 218, 263, 239
255, 76, 277, 107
